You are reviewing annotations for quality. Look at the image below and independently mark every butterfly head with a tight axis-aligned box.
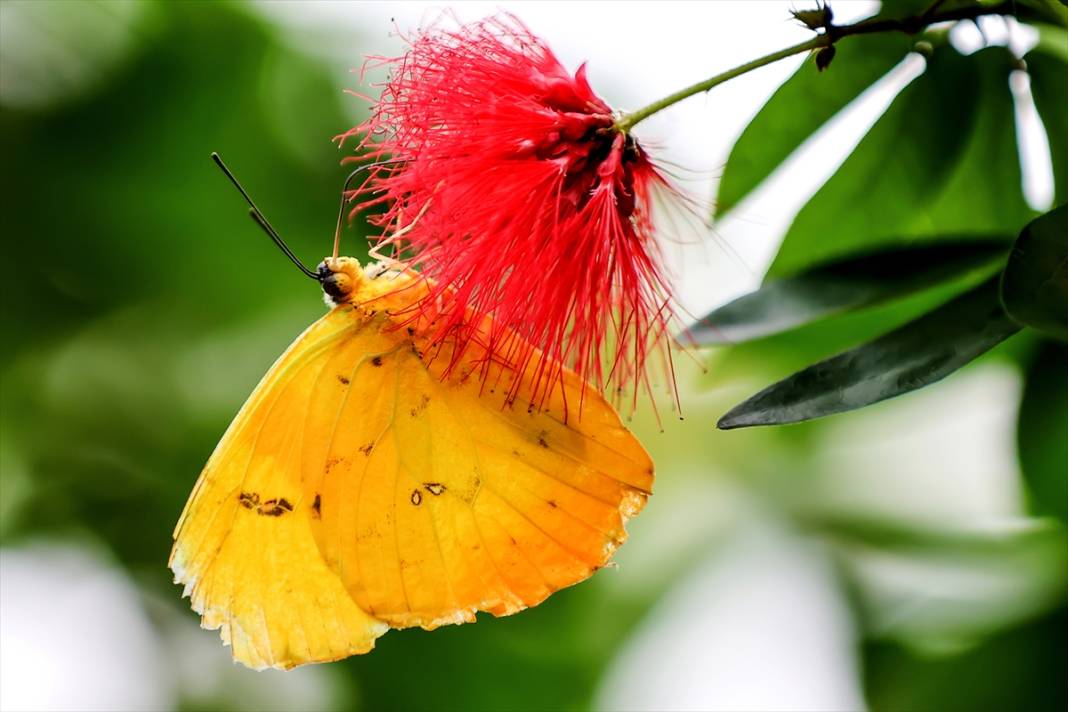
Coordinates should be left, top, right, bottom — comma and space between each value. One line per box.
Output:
317, 256, 363, 304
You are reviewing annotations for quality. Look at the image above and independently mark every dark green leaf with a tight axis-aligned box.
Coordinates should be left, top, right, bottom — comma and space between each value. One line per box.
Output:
1018, 340, 1068, 525
701, 264, 996, 396
868, 0, 976, 21
1026, 50, 1068, 204
907, 48, 1034, 236
806, 513, 1067, 556
714, 33, 910, 216
865, 605, 1068, 712
767, 46, 1031, 279
1017, 0, 1068, 28
686, 238, 1006, 345
717, 276, 1020, 428
1000, 205, 1068, 340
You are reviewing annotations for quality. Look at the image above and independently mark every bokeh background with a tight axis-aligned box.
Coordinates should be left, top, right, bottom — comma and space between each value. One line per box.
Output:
1, 1, 1065, 710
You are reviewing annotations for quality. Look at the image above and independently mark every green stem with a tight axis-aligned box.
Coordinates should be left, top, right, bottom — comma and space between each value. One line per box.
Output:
614, 0, 1020, 134
615, 37, 825, 134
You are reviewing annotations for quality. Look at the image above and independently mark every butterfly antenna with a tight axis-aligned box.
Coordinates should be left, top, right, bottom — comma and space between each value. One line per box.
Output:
332, 159, 403, 261
211, 152, 319, 280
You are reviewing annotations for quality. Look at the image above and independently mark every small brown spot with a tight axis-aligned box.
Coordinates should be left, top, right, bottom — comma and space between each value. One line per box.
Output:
337, 374, 350, 385
547, 499, 558, 508
358, 442, 374, 457
410, 489, 423, 506
258, 497, 294, 517
325, 456, 343, 473
406, 327, 415, 336
537, 431, 549, 449
311, 494, 322, 518
241, 493, 294, 517
511, 448, 521, 457
410, 393, 431, 417
509, 536, 518, 545
372, 356, 383, 367
424, 482, 446, 496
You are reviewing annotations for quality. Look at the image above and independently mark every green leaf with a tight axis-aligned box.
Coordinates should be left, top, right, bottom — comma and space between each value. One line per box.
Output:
767, 46, 1031, 279
1000, 205, 1068, 340
905, 48, 1034, 236
1026, 50, 1068, 204
1018, 340, 1068, 525
1017, 0, 1068, 28
717, 276, 1020, 428
714, 33, 911, 216
808, 513, 1067, 557
865, 605, 1068, 712
686, 238, 1006, 345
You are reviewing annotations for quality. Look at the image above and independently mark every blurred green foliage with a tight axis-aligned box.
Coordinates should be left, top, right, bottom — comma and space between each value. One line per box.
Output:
1, 1, 1066, 711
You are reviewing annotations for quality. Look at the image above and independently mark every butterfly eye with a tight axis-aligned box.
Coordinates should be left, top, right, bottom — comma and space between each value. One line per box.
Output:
321, 271, 352, 301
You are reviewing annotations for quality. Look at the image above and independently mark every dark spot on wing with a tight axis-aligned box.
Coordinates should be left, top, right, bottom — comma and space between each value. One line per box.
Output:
259, 497, 294, 517
410, 489, 423, 506
424, 482, 446, 496
372, 356, 383, 367
409, 394, 430, 417
547, 499, 558, 508
537, 430, 549, 448
359, 442, 374, 457
511, 448, 521, 457
239, 492, 293, 516
325, 456, 343, 473
337, 374, 350, 385
311, 494, 322, 519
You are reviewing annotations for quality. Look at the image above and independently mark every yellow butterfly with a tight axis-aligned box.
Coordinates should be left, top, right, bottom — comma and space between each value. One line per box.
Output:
169, 155, 653, 670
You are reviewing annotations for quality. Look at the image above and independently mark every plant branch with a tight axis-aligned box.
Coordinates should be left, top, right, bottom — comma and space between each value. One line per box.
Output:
614, 1, 1019, 133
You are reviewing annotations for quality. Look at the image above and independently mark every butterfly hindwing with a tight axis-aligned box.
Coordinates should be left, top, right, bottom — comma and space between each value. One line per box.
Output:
306, 306, 653, 630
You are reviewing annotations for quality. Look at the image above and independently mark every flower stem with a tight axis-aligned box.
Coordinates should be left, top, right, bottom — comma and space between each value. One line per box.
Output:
614, 0, 1021, 134
615, 37, 824, 133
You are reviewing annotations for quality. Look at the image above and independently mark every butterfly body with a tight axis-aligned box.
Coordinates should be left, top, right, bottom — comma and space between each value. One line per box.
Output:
170, 257, 653, 669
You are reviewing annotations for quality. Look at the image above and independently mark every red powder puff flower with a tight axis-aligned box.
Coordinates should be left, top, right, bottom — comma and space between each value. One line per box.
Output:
338, 14, 685, 415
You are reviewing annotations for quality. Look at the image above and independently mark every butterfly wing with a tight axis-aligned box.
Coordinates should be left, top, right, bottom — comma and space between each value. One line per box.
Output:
172, 284, 653, 668
169, 306, 389, 670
